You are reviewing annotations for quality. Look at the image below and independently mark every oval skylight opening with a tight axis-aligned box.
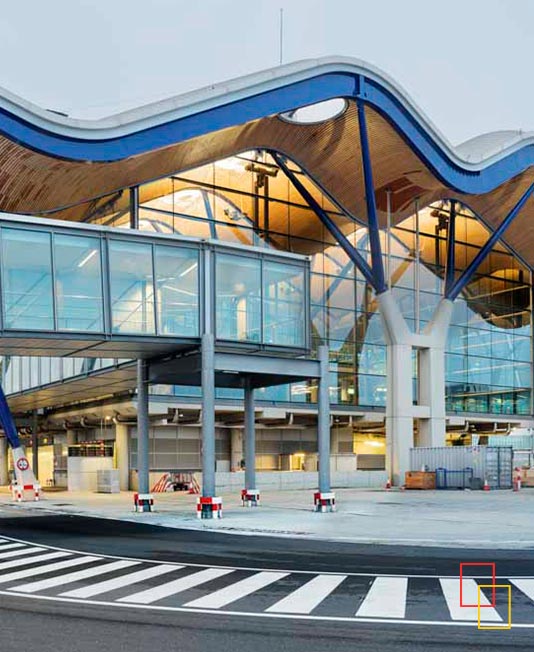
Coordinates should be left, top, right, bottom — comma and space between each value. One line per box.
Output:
279, 98, 347, 125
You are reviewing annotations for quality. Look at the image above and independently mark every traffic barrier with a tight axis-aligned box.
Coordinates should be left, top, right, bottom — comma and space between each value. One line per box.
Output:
197, 496, 222, 519
313, 491, 336, 513
241, 489, 260, 507
133, 493, 154, 512
483, 478, 490, 491
10, 483, 40, 502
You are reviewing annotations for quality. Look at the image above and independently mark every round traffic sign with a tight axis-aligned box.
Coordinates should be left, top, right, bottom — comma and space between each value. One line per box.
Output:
16, 457, 29, 472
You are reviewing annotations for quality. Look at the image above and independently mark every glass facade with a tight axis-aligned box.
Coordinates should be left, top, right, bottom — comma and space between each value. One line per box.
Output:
3, 150, 533, 419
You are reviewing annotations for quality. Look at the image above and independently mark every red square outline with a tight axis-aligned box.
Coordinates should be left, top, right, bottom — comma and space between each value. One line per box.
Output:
460, 563, 496, 607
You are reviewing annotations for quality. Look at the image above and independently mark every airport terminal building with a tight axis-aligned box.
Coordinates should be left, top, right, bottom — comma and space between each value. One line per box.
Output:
0, 57, 532, 502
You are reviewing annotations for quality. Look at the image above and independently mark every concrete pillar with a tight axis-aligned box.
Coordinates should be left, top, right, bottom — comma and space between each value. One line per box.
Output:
201, 333, 216, 498
379, 291, 414, 486
385, 343, 414, 485
418, 298, 454, 448
378, 291, 453, 485
317, 345, 331, 493
244, 379, 256, 491
137, 359, 150, 495
230, 429, 243, 471
115, 423, 130, 491
418, 347, 446, 447
0, 437, 8, 486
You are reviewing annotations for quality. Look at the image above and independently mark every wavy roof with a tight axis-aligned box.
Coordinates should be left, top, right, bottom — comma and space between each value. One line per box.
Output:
0, 56, 533, 264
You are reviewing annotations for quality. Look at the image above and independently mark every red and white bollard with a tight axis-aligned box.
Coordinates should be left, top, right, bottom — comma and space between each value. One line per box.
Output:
133, 493, 154, 513
483, 478, 491, 491
313, 491, 336, 513
241, 489, 260, 507
10, 483, 40, 502
513, 467, 522, 492
197, 496, 222, 519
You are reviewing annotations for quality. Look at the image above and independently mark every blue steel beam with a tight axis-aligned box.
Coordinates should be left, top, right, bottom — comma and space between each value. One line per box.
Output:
446, 182, 534, 301
356, 101, 387, 295
0, 65, 533, 199
271, 152, 378, 291
0, 383, 21, 448
444, 200, 456, 297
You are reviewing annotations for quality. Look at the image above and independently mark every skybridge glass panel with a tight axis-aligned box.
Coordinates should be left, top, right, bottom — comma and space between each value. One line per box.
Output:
1, 228, 54, 330
263, 260, 305, 347
53, 234, 103, 332
215, 253, 261, 342
109, 240, 155, 334
154, 245, 199, 336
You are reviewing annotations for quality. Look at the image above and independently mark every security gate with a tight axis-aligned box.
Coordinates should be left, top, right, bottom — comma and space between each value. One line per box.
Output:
410, 446, 513, 489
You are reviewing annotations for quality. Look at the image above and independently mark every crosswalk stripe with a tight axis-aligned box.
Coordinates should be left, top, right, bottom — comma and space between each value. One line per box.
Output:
118, 567, 230, 605
0, 547, 45, 560
509, 578, 534, 602
355, 577, 408, 618
11, 560, 139, 594
61, 564, 178, 599
184, 571, 289, 609
0, 544, 29, 554
440, 579, 502, 622
0, 556, 100, 585
266, 574, 346, 614
0, 551, 71, 572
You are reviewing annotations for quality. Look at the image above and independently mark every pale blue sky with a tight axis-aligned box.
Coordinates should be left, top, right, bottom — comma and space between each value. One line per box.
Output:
1, 0, 532, 144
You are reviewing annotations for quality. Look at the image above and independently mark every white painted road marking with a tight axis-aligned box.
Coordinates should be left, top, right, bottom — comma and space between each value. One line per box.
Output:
0, 556, 99, 584
0, 551, 70, 572
356, 576, 408, 619
0, 546, 45, 560
440, 579, 502, 622
11, 560, 139, 593
3, 534, 534, 627
266, 574, 346, 614
184, 571, 289, 609
61, 564, 178, 599
118, 567, 229, 604
510, 578, 534, 601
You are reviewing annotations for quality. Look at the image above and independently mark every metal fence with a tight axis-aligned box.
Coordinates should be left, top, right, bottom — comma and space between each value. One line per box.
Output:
410, 446, 513, 489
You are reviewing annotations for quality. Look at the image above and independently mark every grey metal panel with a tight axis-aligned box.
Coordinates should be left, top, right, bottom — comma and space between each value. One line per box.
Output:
410, 446, 513, 489
214, 352, 320, 378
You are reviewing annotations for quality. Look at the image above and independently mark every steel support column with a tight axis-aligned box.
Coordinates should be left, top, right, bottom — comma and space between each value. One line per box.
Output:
201, 332, 216, 498
129, 186, 139, 230
444, 200, 456, 296
356, 100, 387, 294
317, 345, 331, 494
244, 378, 256, 492
136, 359, 150, 495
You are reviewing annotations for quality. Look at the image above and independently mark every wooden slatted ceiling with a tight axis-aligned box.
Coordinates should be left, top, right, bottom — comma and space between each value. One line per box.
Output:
0, 101, 533, 264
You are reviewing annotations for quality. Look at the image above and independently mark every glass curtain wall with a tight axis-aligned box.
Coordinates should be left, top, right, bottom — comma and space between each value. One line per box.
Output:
57, 151, 533, 417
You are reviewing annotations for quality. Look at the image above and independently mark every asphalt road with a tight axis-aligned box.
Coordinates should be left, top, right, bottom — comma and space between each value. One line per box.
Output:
0, 512, 532, 652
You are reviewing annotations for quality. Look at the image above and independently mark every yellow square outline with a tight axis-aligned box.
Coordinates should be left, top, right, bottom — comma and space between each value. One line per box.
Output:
477, 584, 512, 630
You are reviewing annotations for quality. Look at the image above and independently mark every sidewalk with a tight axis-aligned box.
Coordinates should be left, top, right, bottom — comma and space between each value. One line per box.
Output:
1, 486, 533, 549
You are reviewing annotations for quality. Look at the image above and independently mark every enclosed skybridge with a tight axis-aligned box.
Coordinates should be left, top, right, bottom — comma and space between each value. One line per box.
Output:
0, 214, 336, 507
0, 214, 310, 359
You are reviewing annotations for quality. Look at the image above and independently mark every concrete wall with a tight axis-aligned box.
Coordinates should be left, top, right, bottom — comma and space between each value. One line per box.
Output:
130, 469, 386, 493
211, 469, 386, 493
